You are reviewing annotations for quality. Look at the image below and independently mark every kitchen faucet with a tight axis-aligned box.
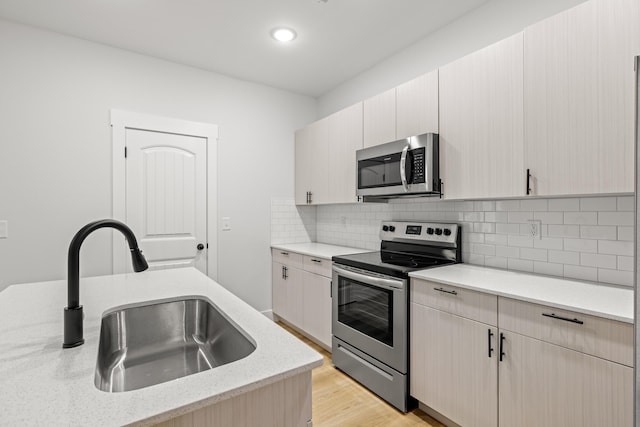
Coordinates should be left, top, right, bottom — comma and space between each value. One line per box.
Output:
63, 219, 148, 348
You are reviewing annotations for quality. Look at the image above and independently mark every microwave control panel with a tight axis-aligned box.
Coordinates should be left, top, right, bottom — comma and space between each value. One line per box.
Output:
409, 147, 425, 184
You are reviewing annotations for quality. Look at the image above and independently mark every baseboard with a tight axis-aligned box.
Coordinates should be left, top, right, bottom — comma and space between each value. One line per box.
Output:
418, 402, 462, 427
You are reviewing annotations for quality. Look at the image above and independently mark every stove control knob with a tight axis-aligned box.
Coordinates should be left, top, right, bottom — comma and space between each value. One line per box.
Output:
426, 227, 434, 235
443, 229, 452, 236
389, 225, 396, 232
435, 228, 443, 235
382, 225, 389, 232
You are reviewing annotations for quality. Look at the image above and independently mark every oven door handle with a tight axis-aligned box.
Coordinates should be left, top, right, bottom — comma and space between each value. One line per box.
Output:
400, 144, 409, 192
333, 265, 404, 290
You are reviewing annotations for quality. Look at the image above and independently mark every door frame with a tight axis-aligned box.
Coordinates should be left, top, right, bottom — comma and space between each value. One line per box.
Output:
110, 109, 219, 279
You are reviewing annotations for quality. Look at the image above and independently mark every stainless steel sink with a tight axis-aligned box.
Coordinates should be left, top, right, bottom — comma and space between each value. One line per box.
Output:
94, 297, 256, 392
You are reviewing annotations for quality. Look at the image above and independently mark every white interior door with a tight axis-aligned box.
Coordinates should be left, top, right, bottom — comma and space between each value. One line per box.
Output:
125, 129, 207, 272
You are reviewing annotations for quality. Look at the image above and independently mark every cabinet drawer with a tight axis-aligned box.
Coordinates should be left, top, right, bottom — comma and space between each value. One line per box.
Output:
411, 279, 497, 326
303, 255, 332, 278
498, 297, 633, 366
271, 249, 304, 269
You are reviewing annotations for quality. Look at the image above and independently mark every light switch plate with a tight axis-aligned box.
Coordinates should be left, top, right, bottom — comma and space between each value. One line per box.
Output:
0, 220, 7, 239
222, 217, 231, 231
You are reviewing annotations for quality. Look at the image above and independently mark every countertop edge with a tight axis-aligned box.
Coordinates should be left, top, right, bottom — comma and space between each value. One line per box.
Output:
271, 242, 369, 260
409, 265, 633, 324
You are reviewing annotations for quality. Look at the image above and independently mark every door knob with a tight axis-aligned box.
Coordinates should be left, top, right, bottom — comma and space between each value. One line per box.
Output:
197, 243, 205, 251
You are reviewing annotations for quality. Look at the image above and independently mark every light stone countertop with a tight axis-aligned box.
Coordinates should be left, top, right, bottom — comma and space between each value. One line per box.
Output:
271, 242, 369, 259
0, 268, 322, 426
410, 264, 633, 323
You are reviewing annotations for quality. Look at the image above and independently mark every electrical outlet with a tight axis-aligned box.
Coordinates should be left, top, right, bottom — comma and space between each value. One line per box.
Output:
0, 220, 7, 239
528, 219, 541, 240
340, 216, 347, 226
222, 217, 231, 231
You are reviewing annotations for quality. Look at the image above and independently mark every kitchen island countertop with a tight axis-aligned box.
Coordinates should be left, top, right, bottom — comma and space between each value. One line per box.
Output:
0, 268, 322, 426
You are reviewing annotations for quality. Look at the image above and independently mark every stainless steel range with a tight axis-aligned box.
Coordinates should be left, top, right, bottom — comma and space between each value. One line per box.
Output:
331, 221, 461, 412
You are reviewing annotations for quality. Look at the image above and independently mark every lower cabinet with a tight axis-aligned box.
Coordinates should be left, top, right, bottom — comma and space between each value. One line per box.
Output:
499, 331, 633, 427
272, 249, 332, 349
410, 279, 633, 427
411, 303, 498, 427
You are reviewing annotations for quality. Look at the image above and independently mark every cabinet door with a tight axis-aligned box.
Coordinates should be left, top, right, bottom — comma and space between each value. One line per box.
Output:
363, 88, 396, 148
302, 271, 332, 348
524, 0, 640, 196
327, 102, 363, 204
272, 262, 304, 326
396, 70, 439, 139
499, 331, 633, 427
411, 303, 498, 427
272, 262, 287, 318
294, 118, 329, 205
439, 32, 524, 200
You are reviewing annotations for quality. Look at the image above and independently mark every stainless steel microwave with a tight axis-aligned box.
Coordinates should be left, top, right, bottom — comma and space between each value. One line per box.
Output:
356, 133, 440, 199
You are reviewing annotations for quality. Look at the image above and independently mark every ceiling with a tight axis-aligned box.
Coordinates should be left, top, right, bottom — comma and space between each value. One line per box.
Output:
0, 0, 490, 97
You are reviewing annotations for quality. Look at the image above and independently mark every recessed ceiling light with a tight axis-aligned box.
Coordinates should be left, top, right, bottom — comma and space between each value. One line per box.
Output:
271, 27, 297, 43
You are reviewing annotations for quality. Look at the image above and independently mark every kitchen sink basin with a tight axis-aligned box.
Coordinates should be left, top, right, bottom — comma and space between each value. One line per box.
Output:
94, 297, 256, 392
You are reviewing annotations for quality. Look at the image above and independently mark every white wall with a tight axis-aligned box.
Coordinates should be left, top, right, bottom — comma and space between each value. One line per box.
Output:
0, 19, 316, 312
317, 0, 587, 118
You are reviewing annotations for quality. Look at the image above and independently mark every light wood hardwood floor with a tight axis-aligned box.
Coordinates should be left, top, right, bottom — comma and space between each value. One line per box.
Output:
278, 323, 445, 427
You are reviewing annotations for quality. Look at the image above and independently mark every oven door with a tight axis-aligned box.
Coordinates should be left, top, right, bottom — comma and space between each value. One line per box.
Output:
332, 264, 407, 373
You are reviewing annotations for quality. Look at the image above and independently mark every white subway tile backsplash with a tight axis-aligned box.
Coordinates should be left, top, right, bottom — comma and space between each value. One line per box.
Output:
564, 212, 598, 225
597, 269, 633, 287
618, 256, 634, 272
534, 261, 564, 277
580, 253, 617, 269
617, 196, 634, 211
533, 212, 564, 224
274, 195, 633, 290
520, 248, 548, 262
508, 258, 534, 272
484, 212, 508, 223
533, 237, 563, 250
564, 238, 598, 253
508, 211, 533, 223
548, 250, 580, 265
580, 226, 617, 240
520, 199, 548, 212
496, 223, 520, 235
508, 235, 534, 248
580, 197, 616, 212
548, 198, 580, 211
598, 240, 633, 256
485, 257, 508, 269
547, 224, 580, 238
485, 234, 508, 245
599, 212, 634, 226
471, 243, 496, 256
496, 200, 520, 211
496, 245, 520, 258
564, 265, 598, 282
617, 227, 633, 241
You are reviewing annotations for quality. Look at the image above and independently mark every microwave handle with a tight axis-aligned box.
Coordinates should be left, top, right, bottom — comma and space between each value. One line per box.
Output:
400, 144, 409, 192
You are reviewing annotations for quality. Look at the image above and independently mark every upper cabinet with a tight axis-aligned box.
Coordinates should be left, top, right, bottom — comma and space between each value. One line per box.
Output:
524, 0, 640, 196
295, 102, 363, 205
439, 33, 525, 200
295, 118, 329, 205
363, 71, 439, 149
363, 88, 396, 148
328, 102, 363, 204
396, 70, 439, 140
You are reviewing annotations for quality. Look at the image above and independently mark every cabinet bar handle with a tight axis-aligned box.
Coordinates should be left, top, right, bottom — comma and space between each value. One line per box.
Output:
542, 313, 584, 324
433, 287, 457, 296
280, 251, 289, 256
526, 169, 532, 195
311, 259, 322, 263
309, 192, 313, 204
283, 266, 288, 280
499, 333, 506, 362
282, 265, 285, 280
488, 329, 494, 358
